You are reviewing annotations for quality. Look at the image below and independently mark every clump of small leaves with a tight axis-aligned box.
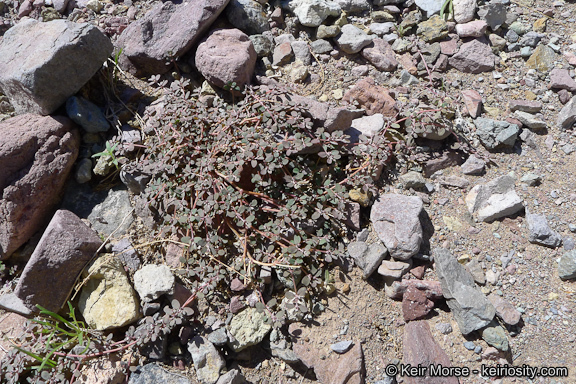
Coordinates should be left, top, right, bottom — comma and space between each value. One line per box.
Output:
139, 78, 393, 321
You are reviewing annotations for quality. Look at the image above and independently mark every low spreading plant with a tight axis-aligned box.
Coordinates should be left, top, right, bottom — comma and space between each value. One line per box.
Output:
139, 78, 393, 320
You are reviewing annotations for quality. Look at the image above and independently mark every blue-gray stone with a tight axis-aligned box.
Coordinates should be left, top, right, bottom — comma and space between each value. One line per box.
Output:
558, 250, 576, 280
526, 210, 562, 248
66, 96, 110, 133
129, 363, 191, 384
463, 341, 475, 350
331, 340, 354, 354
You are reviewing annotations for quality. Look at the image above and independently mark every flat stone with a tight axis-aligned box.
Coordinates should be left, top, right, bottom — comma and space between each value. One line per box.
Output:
557, 96, 576, 129
348, 241, 388, 279
225, 0, 269, 35
474, 117, 519, 149
465, 174, 523, 222
0, 115, 79, 260
0, 293, 33, 316
480, 321, 509, 352
188, 336, 226, 384
526, 210, 562, 248
509, 99, 542, 113
66, 96, 110, 133
558, 250, 576, 280
449, 39, 496, 74
433, 248, 496, 335
416, 15, 448, 43
0, 19, 112, 114
487, 294, 521, 325
78, 254, 141, 330
403, 320, 458, 384
13, 210, 102, 312
514, 111, 546, 129
455, 20, 488, 38
227, 307, 272, 351
386, 279, 444, 300
370, 194, 424, 260
414, 0, 442, 18
361, 38, 398, 71
289, 0, 341, 27
335, 24, 374, 54
343, 77, 398, 117
378, 259, 412, 279
331, 340, 354, 354
117, 0, 229, 76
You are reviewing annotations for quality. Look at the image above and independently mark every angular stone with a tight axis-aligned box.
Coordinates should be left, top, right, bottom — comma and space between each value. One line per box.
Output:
378, 259, 412, 279
195, 29, 257, 90
13, 210, 102, 312
128, 363, 191, 384
465, 175, 524, 222
477, 0, 506, 30
433, 248, 496, 335
526, 210, 562, 248
455, 20, 487, 38
215, 370, 245, 384
335, 24, 374, 54
400, 171, 426, 189
558, 250, 576, 280
465, 258, 486, 285
487, 294, 521, 325
370, 194, 423, 260
474, 117, 519, 150
0, 313, 29, 360
87, 188, 135, 238
227, 307, 272, 351
289, 0, 341, 27
416, 15, 448, 43
348, 241, 388, 279
509, 99, 542, 113
461, 89, 482, 118
402, 285, 434, 321
403, 320, 458, 384
133, 264, 175, 302
78, 255, 141, 330
361, 38, 398, 71
343, 77, 397, 117
386, 279, 443, 300
0, 19, 112, 115
461, 155, 485, 175
526, 45, 558, 73
480, 321, 509, 352
514, 111, 546, 129
188, 336, 225, 384
414, 0, 442, 18
347, 114, 386, 142
549, 68, 576, 92
0, 115, 80, 260
453, 0, 476, 23
557, 96, 576, 129
449, 39, 496, 74
116, 0, 229, 76
225, 0, 268, 35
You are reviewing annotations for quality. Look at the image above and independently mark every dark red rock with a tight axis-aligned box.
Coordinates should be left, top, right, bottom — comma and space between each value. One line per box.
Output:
230, 278, 246, 292
195, 28, 257, 89
343, 77, 398, 117
410, 265, 426, 279
402, 285, 434, 321
116, 0, 229, 76
487, 293, 521, 326
403, 320, 458, 384
558, 89, 572, 105
0, 115, 79, 260
12, 210, 102, 312
423, 151, 466, 177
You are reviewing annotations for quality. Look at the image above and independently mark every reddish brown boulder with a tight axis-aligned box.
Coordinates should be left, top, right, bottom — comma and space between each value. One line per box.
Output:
403, 320, 458, 384
195, 29, 257, 89
402, 285, 435, 321
116, 0, 229, 76
0, 114, 79, 260
343, 77, 398, 117
12, 210, 102, 313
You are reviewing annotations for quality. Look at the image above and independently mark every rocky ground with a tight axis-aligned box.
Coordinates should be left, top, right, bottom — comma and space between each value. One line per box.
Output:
1, 0, 576, 383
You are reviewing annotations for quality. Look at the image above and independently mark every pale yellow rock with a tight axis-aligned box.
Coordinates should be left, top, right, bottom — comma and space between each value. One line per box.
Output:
484, 106, 502, 117
348, 188, 371, 207
319, 94, 329, 102
79, 254, 141, 331
227, 308, 272, 351
332, 89, 343, 100
443, 216, 463, 231
457, 254, 471, 264
548, 292, 559, 301
533, 17, 547, 33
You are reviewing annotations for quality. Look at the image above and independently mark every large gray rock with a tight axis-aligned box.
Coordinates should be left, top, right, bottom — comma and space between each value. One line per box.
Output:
347, 241, 388, 279
465, 174, 524, 222
415, 0, 442, 18
0, 19, 112, 115
225, 0, 269, 35
116, 0, 229, 76
403, 320, 459, 384
434, 248, 496, 335
474, 117, 519, 150
195, 29, 257, 90
526, 210, 562, 248
370, 194, 423, 260
477, 0, 507, 30
188, 336, 226, 384
12, 210, 102, 313
0, 115, 80, 260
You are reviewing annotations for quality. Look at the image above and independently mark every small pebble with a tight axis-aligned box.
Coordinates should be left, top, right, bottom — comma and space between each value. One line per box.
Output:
330, 340, 353, 354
